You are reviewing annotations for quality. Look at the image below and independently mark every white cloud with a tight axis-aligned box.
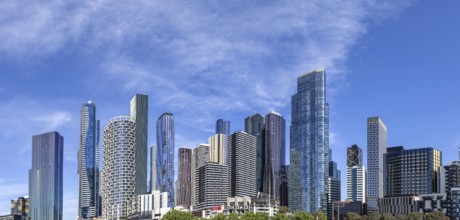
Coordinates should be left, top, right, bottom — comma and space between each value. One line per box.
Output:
0, 179, 28, 215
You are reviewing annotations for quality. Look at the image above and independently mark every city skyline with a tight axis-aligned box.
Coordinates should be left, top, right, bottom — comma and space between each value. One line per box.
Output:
1, 1, 460, 219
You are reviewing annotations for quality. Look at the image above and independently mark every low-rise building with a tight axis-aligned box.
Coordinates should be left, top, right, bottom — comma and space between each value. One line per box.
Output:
332, 200, 366, 220
378, 195, 419, 217
417, 193, 447, 214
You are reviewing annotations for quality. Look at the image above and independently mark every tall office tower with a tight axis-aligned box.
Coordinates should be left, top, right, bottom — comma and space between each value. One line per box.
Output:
328, 160, 341, 219
216, 119, 230, 136
177, 148, 193, 207
78, 101, 101, 219
244, 113, 265, 192
130, 94, 148, 195
209, 134, 226, 165
346, 145, 366, 203
263, 111, 286, 200
280, 165, 289, 206
289, 69, 329, 213
29, 132, 63, 220
156, 113, 175, 207
441, 161, 460, 219
384, 146, 442, 196
101, 116, 136, 219
366, 117, 387, 213
228, 131, 257, 197
150, 145, 157, 192
194, 163, 229, 211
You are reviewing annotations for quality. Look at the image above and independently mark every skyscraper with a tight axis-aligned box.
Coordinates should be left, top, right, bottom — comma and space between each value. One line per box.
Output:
29, 131, 64, 220
216, 119, 230, 136
177, 148, 192, 207
192, 144, 210, 207
156, 113, 175, 207
328, 160, 341, 219
263, 111, 286, 200
130, 94, 148, 195
209, 134, 226, 165
244, 113, 265, 193
150, 145, 157, 192
384, 146, 442, 196
346, 145, 366, 203
101, 116, 136, 219
289, 69, 329, 213
194, 163, 229, 211
78, 101, 101, 219
440, 161, 460, 219
228, 131, 257, 197
366, 117, 387, 213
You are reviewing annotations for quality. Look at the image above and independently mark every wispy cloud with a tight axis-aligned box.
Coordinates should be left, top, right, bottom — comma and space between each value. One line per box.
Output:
0, 179, 28, 215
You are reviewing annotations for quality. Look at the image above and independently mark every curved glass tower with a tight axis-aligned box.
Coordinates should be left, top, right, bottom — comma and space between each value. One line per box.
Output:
78, 101, 100, 219
156, 113, 175, 207
101, 116, 136, 220
289, 69, 329, 213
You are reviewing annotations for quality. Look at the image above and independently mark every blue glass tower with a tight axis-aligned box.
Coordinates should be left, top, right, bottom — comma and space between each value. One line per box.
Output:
78, 101, 100, 219
156, 113, 175, 207
289, 69, 329, 213
215, 119, 230, 136
29, 131, 64, 220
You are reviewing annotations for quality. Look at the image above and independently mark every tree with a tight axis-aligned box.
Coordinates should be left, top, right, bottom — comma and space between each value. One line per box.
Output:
162, 209, 195, 220
293, 211, 314, 220
273, 212, 290, 220
382, 213, 396, 220
227, 213, 240, 220
211, 213, 227, 220
344, 212, 361, 220
241, 211, 269, 220
407, 212, 424, 220
315, 210, 327, 220
279, 206, 290, 214
367, 213, 382, 220
426, 211, 445, 220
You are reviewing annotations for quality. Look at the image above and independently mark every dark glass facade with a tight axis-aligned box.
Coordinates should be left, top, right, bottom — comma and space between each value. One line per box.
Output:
384, 146, 442, 196
347, 145, 362, 167
244, 113, 265, 193
78, 101, 100, 219
156, 113, 175, 207
130, 94, 149, 195
29, 131, 64, 220
328, 161, 341, 219
10, 197, 29, 218
228, 131, 257, 197
289, 69, 329, 213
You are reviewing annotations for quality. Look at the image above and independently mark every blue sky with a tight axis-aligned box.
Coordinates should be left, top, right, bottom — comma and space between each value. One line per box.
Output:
1, 1, 459, 219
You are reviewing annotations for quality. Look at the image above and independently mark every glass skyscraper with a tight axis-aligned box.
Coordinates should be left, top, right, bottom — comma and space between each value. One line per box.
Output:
263, 112, 286, 200
289, 69, 329, 213
215, 119, 230, 136
101, 116, 136, 220
130, 94, 149, 195
29, 131, 64, 220
366, 117, 387, 213
156, 113, 175, 207
78, 101, 100, 219
346, 145, 366, 203
244, 113, 265, 193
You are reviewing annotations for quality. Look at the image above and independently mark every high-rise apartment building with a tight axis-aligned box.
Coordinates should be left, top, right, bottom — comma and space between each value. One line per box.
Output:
192, 144, 210, 207
29, 132, 64, 220
177, 148, 193, 207
156, 113, 175, 207
130, 94, 148, 195
78, 101, 101, 219
366, 117, 387, 213
346, 145, 366, 203
209, 134, 226, 165
263, 112, 286, 200
101, 116, 136, 219
228, 131, 257, 197
328, 160, 341, 219
384, 146, 441, 196
289, 69, 329, 213
244, 113, 265, 193
440, 161, 460, 219
194, 163, 229, 211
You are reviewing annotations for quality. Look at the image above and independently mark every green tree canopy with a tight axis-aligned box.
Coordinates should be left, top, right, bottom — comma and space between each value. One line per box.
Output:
344, 212, 361, 220
294, 211, 314, 220
162, 209, 195, 220
407, 212, 424, 220
273, 212, 290, 220
315, 210, 327, 220
382, 213, 396, 220
367, 213, 382, 220
425, 211, 445, 220
279, 206, 290, 214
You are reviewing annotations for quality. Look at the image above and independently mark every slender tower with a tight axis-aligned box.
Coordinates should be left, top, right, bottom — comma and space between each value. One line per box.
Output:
244, 113, 265, 193
289, 69, 329, 213
29, 132, 64, 220
346, 145, 366, 203
130, 94, 148, 195
366, 117, 387, 213
78, 101, 100, 219
156, 113, 175, 207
